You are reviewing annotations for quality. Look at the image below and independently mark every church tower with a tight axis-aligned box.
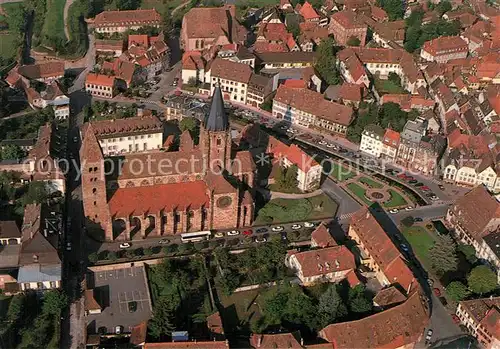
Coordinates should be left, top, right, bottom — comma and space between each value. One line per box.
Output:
80, 124, 113, 241
200, 83, 232, 173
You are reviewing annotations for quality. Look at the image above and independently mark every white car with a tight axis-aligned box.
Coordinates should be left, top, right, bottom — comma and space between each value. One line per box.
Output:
425, 329, 433, 342
119, 242, 131, 249
73, 136, 78, 143
158, 238, 169, 244
303, 222, 315, 228
227, 230, 240, 236
115, 326, 123, 335
400, 243, 409, 252
405, 206, 413, 211
272, 226, 284, 232
430, 196, 439, 201
291, 224, 302, 230
255, 237, 267, 243
214, 232, 224, 238
326, 143, 335, 148
318, 140, 327, 145
389, 209, 399, 214
66, 242, 72, 251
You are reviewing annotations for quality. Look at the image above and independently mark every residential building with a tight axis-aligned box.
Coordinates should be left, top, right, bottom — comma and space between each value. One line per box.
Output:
92, 9, 161, 34
360, 124, 385, 157
478, 231, 500, 283
445, 185, 500, 252
80, 85, 255, 241
24, 81, 70, 120
95, 39, 124, 57
83, 112, 164, 155
348, 208, 415, 293
337, 48, 370, 87
181, 5, 247, 52
329, 10, 368, 46
101, 59, 138, 88
311, 223, 337, 248
181, 51, 206, 84
18, 204, 61, 291
120, 34, 170, 80
456, 298, 500, 349
266, 136, 322, 191
208, 59, 253, 104
17, 62, 65, 83
254, 22, 298, 53
319, 289, 429, 348
298, 22, 329, 51
217, 44, 256, 68
380, 94, 435, 112
299, 1, 320, 23
255, 52, 316, 72
0, 221, 21, 246
396, 118, 426, 169
272, 85, 353, 136
286, 246, 356, 285
380, 129, 400, 162
420, 36, 469, 63
85, 73, 116, 99
372, 286, 407, 309
250, 332, 303, 349
247, 73, 273, 108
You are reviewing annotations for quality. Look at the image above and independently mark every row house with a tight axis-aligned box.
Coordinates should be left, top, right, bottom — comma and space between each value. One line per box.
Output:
208, 58, 253, 104
348, 208, 415, 294
17, 62, 65, 84
337, 47, 427, 94
266, 136, 322, 192
91, 9, 161, 34
362, 17, 406, 48
360, 124, 385, 157
272, 85, 353, 136
255, 51, 316, 72
217, 44, 256, 68
101, 59, 140, 88
82, 111, 164, 156
456, 298, 500, 349
85, 73, 116, 99
477, 231, 500, 283
246, 73, 273, 108
95, 39, 124, 57
445, 185, 500, 252
121, 34, 170, 80
329, 10, 368, 47
254, 22, 299, 53
380, 94, 435, 112
24, 81, 70, 120
420, 36, 469, 63
298, 22, 329, 52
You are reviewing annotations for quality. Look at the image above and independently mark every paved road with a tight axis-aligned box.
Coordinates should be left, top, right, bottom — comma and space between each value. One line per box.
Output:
321, 177, 361, 218
63, 0, 75, 41
149, 61, 181, 101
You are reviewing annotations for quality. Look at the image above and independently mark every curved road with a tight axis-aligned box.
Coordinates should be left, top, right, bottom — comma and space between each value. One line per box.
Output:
63, 0, 75, 41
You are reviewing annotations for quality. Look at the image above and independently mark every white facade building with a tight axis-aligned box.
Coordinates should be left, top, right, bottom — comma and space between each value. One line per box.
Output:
360, 125, 385, 158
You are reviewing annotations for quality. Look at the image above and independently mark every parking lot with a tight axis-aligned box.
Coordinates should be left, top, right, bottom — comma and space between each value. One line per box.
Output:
87, 266, 152, 335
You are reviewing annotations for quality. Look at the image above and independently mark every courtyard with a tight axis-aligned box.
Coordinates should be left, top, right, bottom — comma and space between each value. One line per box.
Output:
343, 176, 411, 209
86, 265, 152, 335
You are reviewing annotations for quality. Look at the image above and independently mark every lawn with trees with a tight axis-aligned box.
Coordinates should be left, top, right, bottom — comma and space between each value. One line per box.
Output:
0, 2, 25, 62
373, 76, 406, 95
401, 226, 436, 269
359, 177, 383, 189
315, 37, 342, 86
328, 162, 356, 181
346, 183, 372, 206
269, 165, 300, 193
384, 190, 408, 208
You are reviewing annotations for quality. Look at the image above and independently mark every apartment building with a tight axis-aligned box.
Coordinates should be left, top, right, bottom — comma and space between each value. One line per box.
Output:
420, 36, 469, 63
267, 136, 322, 192
85, 73, 116, 99
360, 124, 385, 157
456, 298, 500, 349
380, 129, 400, 162
208, 58, 252, 104
92, 9, 161, 34
477, 231, 500, 283
329, 10, 367, 46
272, 85, 353, 136
246, 74, 273, 108
17, 62, 65, 83
286, 246, 356, 285
348, 208, 415, 294
84, 112, 164, 155
445, 185, 500, 252
255, 52, 316, 72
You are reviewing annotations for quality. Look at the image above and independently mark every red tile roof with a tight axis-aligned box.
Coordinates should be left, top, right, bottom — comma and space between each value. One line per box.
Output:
144, 342, 228, 348
18, 62, 65, 80
87, 114, 162, 137
339, 83, 362, 102
383, 128, 401, 147
250, 332, 302, 348
130, 322, 148, 346
300, 1, 320, 20
331, 10, 366, 29
267, 136, 320, 172
182, 51, 205, 70
274, 86, 353, 126
101, 59, 136, 86
370, 5, 388, 21
320, 289, 429, 348
283, 79, 307, 88
460, 297, 500, 340
85, 73, 116, 87
311, 223, 337, 248
290, 245, 355, 278
210, 58, 252, 83
128, 34, 149, 48
108, 181, 210, 217
346, 270, 361, 287
93, 9, 161, 27
337, 48, 366, 82
96, 39, 124, 51
373, 286, 407, 307
422, 36, 468, 57
84, 289, 101, 312
207, 312, 225, 335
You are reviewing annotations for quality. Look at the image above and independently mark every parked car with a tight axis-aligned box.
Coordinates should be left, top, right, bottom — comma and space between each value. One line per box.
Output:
326, 143, 335, 148
73, 136, 78, 143
255, 228, 268, 234
414, 217, 423, 222
318, 140, 327, 145
119, 242, 131, 249
115, 326, 123, 335
438, 184, 445, 190
425, 329, 433, 342
303, 222, 315, 228
272, 226, 284, 232
291, 224, 302, 230
66, 242, 72, 251
451, 314, 460, 324
409, 180, 418, 184
158, 238, 169, 244
414, 182, 424, 187
405, 206, 413, 211
242, 229, 253, 236
227, 230, 240, 236
433, 288, 441, 297
254, 236, 267, 243
430, 195, 439, 201
397, 174, 407, 179
214, 232, 224, 238
421, 186, 430, 191
400, 243, 409, 252
389, 209, 399, 214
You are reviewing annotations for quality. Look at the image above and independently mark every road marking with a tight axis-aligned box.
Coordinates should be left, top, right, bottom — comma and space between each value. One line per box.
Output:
339, 212, 356, 220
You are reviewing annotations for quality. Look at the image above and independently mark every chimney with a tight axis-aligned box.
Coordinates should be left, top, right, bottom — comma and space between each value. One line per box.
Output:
366, 210, 370, 219
257, 335, 262, 348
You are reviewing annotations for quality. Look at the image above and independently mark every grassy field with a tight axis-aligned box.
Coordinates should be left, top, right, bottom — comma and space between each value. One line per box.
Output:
142, 0, 184, 12
0, 2, 24, 61
374, 77, 406, 94
401, 226, 436, 270
40, 0, 66, 47
254, 193, 338, 225
329, 162, 356, 181
384, 189, 408, 208
359, 177, 383, 189
346, 183, 373, 206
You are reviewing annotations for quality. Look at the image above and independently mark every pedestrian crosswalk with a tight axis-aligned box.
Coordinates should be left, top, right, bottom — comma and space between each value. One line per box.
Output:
339, 212, 356, 220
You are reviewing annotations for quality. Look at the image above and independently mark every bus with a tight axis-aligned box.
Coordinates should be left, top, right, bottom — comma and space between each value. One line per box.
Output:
180, 231, 211, 243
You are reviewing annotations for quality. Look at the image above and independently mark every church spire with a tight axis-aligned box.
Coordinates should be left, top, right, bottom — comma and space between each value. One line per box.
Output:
204, 82, 229, 132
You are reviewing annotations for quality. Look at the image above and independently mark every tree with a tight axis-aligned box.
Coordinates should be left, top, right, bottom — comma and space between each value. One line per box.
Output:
435, 0, 452, 15
42, 290, 68, 315
88, 252, 98, 263
446, 281, 470, 301
1, 144, 25, 160
467, 265, 497, 295
315, 37, 342, 85
116, 0, 140, 10
347, 36, 361, 46
388, 72, 401, 85
457, 244, 477, 264
144, 247, 153, 256
186, 77, 198, 87
318, 284, 347, 327
348, 285, 373, 313
148, 296, 176, 339
107, 251, 118, 261
429, 235, 457, 275
163, 244, 178, 255
379, 0, 404, 20
179, 117, 200, 142
21, 181, 49, 206
162, 7, 173, 34
284, 165, 299, 190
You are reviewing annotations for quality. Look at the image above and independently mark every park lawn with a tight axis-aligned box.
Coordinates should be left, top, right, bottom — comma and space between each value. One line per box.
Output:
236, 0, 280, 7
268, 183, 302, 194
40, 0, 66, 46
359, 177, 383, 189
142, 0, 184, 12
329, 162, 356, 181
374, 76, 406, 94
0, 33, 19, 60
383, 189, 408, 208
0, 2, 24, 60
254, 193, 338, 225
346, 183, 373, 206
401, 226, 436, 270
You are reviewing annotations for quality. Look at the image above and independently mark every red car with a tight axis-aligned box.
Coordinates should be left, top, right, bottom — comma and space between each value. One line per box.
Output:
421, 186, 430, 191
451, 314, 460, 324
243, 230, 253, 236
397, 174, 407, 179
433, 288, 441, 297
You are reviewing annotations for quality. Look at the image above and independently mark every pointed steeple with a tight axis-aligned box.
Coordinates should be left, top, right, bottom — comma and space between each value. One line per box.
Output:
204, 83, 229, 132
80, 123, 104, 162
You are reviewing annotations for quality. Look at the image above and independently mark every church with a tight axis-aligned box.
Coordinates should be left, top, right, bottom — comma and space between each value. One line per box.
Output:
80, 85, 255, 241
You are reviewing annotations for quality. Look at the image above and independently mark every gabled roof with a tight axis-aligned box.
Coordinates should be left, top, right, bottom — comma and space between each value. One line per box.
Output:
311, 223, 337, 247
210, 58, 252, 83
373, 286, 407, 307
299, 1, 320, 20
18, 62, 65, 80
250, 332, 303, 348
93, 9, 161, 27
289, 245, 356, 278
